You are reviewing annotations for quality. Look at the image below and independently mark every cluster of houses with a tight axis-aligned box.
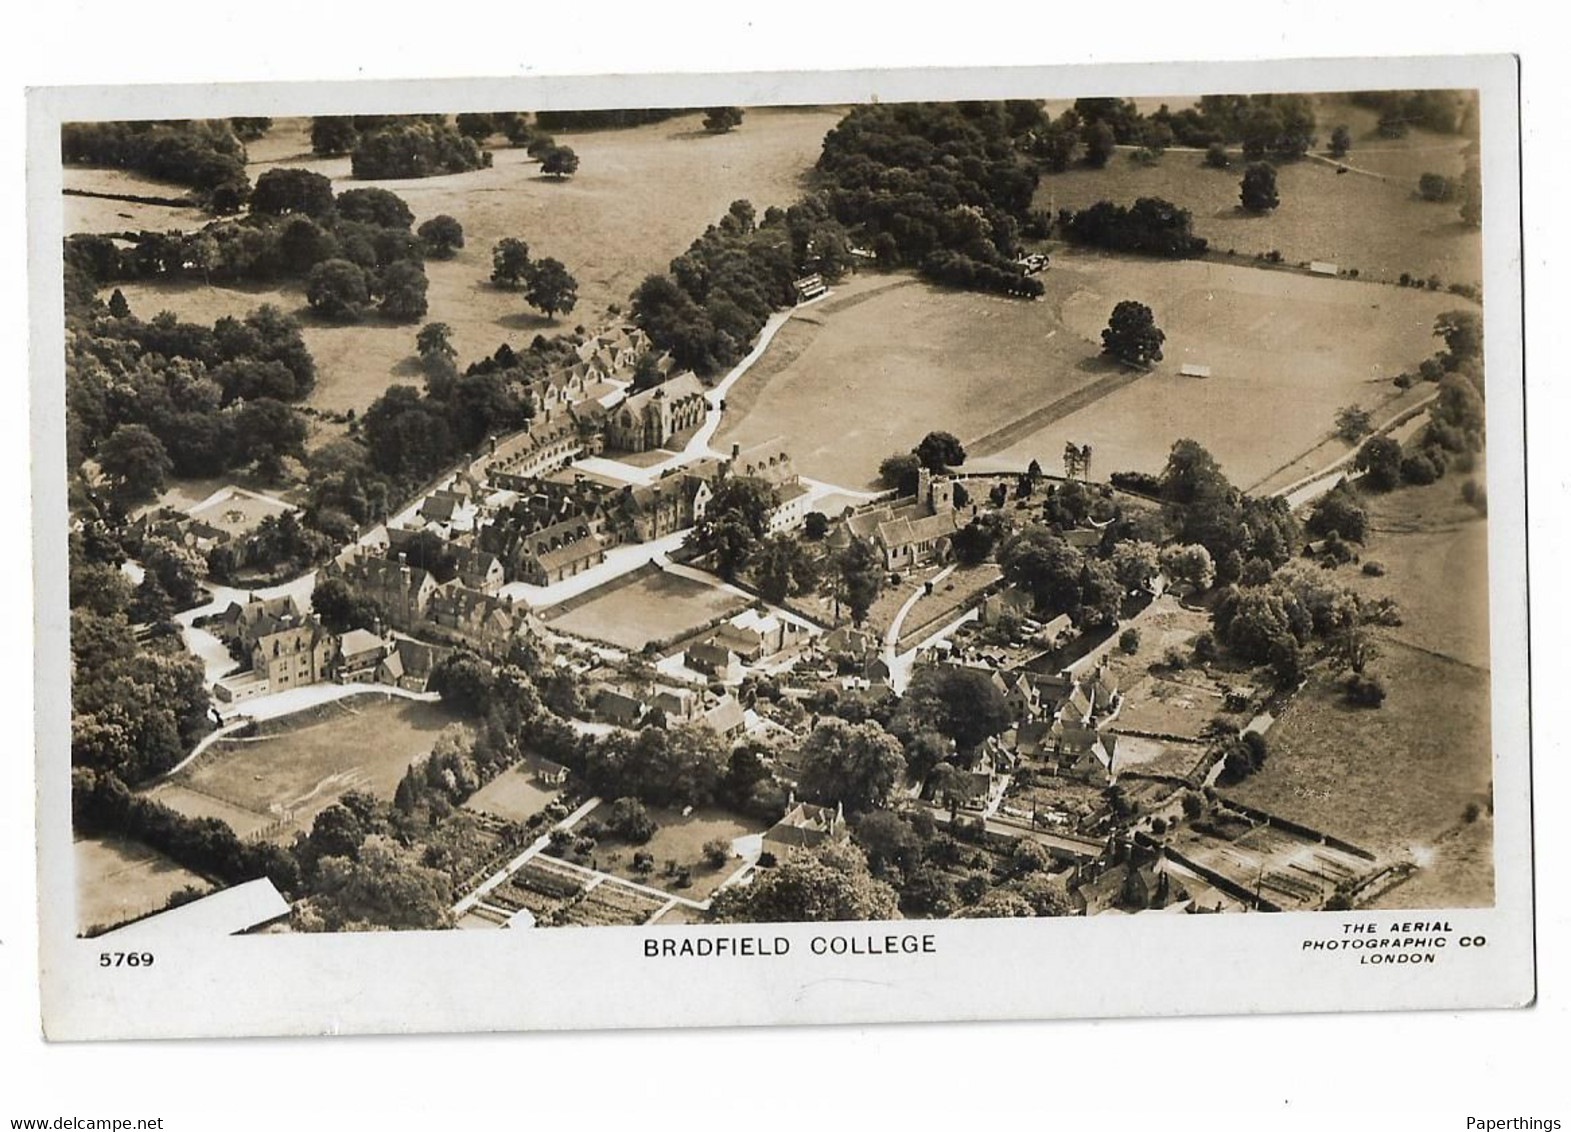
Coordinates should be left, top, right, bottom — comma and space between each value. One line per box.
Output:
206, 593, 448, 703
590, 682, 749, 741
685, 607, 812, 682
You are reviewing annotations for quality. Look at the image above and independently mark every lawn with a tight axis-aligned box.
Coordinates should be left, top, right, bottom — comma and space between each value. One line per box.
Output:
1032, 93, 1482, 288
589, 804, 765, 901
463, 762, 562, 824
150, 694, 457, 842
1227, 478, 1493, 905
545, 566, 748, 652
75, 833, 211, 936
67, 107, 841, 417
716, 252, 1463, 493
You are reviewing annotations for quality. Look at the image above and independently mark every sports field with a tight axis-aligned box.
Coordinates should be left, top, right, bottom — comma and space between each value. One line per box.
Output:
545, 567, 748, 652
717, 255, 1463, 490
75, 833, 211, 936
66, 108, 841, 416
149, 694, 456, 842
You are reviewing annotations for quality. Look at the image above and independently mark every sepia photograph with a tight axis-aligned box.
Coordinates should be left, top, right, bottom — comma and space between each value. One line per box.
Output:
28, 53, 1532, 1039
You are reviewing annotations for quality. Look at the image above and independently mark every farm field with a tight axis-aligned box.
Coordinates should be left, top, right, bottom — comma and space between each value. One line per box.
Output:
1229, 478, 1493, 904
149, 695, 456, 842
544, 566, 748, 651
719, 253, 1460, 491
66, 108, 842, 417
1033, 95, 1481, 287
75, 833, 211, 936
591, 804, 764, 901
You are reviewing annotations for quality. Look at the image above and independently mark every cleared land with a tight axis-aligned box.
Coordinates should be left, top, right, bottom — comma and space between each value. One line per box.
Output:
1034, 95, 1481, 287
1229, 478, 1493, 905
149, 695, 455, 842
75, 833, 211, 936
68, 108, 841, 416
720, 254, 1460, 490
545, 567, 748, 652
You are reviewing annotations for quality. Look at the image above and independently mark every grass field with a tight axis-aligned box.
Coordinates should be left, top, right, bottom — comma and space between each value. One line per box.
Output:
719, 254, 1461, 490
1034, 94, 1481, 288
150, 695, 456, 842
1228, 478, 1493, 905
545, 567, 748, 651
590, 804, 764, 901
67, 108, 841, 416
75, 833, 211, 936
463, 762, 562, 824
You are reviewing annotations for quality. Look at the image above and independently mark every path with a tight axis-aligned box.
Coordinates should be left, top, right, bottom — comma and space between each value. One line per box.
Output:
1270, 391, 1440, 511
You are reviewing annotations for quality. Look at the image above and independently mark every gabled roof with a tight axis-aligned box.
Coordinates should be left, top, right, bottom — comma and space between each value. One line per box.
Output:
338, 628, 385, 659
702, 696, 747, 735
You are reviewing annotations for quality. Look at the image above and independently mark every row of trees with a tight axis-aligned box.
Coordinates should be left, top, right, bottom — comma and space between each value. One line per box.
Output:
62, 119, 251, 212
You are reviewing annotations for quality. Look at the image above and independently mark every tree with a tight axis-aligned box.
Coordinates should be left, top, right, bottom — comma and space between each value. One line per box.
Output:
233, 398, 307, 481
1239, 162, 1280, 212
1204, 142, 1231, 169
1458, 157, 1483, 228
336, 186, 415, 229
755, 533, 817, 603
1119, 627, 1141, 655
1110, 539, 1161, 591
455, 112, 496, 142
310, 116, 359, 156
1435, 309, 1483, 371
1101, 300, 1164, 366
306, 259, 370, 322
1083, 121, 1116, 168
702, 107, 745, 134
296, 834, 453, 931
914, 431, 966, 472
796, 719, 906, 814
540, 145, 579, 179
378, 261, 429, 323
524, 256, 578, 320
107, 288, 131, 319
251, 167, 336, 219
1306, 480, 1368, 543
709, 842, 897, 923
1159, 543, 1216, 591
605, 797, 658, 844
897, 666, 1011, 753
1335, 405, 1373, 443
490, 237, 531, 288
832, 537, 883, 625
1355, 435, 1404, 491
803, 512, 830, 540
1418, 172, 1456, 203
96, 424, 172, 507
878, 452, 922, 494
416, 322, 456, 365
416, 214, 464, 258
1328, 124, 1352, 158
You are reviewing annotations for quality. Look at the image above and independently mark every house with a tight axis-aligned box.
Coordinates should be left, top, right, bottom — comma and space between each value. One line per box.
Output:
700, 694, 747, 740
211, 594, 337, 697
997, 669, 1041, 721
762, 801, 848, 857
527, 756, 570, 786
1309, 261, 1339, 276
325, 550, 441, 634
685, 640, 741, 681
603, 373, 707, 453
792, 274, 828, 302
484, 413, 586, 487
450, 545, 506, 595
710, 608, 800, 662
981, 584, 1035, 627
651, 687, 698, 724
426, 584, 527, 654
1179, 363, 1212, 379
336, 628, 388, 681
376, 638, 447, 692
207, 593, 300, 644
596, 688, 647, 728
719, 441, 812, 532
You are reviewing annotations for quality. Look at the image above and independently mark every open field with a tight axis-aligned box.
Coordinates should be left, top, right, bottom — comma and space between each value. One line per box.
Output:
590, 804, 764, 901
1229, 479, 1493, 904
75, 833, 212, 936
718, 252, 1462, 490
67, 108, 841, 417
463, 762, 562, 824
150, 695, 455, 842
1033, 95, 1481, 287
545, 566, 748, 651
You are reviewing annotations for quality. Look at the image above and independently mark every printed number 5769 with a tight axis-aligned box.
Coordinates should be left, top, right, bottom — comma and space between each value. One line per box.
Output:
99, 952, 154, 967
